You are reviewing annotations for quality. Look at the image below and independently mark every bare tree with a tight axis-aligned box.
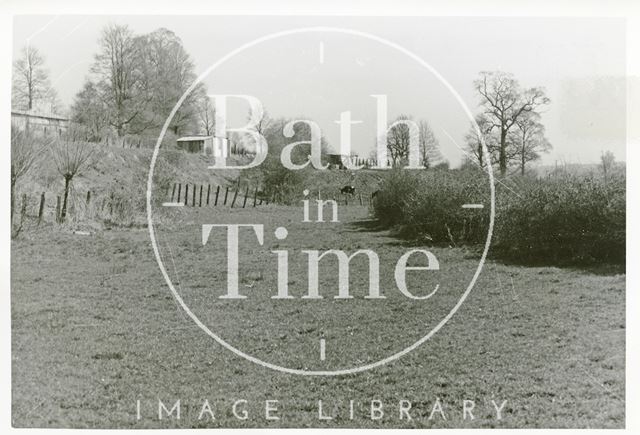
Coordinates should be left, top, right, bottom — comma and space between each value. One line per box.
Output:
251, 108, 271, 136
600, 150, 616, 181
418, 119, 441, 168
10, 126, 47, 224
51, 137, 96, 223
12, 45, 59, 111
227, 108, 271, 155
71, 80, 109, 142
474, 71, 550, 176
92, 24, 148, 138
199, 96, 216, 136
136, 28, 202, 136
78, 25, 204, 141
385, 114, 418, 167
513, 111, 551, 175
464, 114, 501, 169
465, 116, 485, 169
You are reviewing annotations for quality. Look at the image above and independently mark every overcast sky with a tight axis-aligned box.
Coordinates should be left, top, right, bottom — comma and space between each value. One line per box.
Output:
12, 15, 627, 165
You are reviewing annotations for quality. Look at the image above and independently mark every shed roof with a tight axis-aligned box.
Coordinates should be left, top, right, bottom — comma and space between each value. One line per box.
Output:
177, 136, 213, 142
11, 110, 69, 122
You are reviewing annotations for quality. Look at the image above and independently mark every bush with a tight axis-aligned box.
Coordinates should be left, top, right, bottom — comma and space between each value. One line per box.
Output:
372, 168, 625, 265
492, 172, 625, 265
373, 167, 489, 245
242, 118, 322, 205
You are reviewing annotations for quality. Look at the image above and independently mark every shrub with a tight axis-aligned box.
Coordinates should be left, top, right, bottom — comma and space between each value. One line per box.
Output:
242, 118, 322, 205
492, 172, 625, 265
372, 168, 625, 265
373, 167, 489, 245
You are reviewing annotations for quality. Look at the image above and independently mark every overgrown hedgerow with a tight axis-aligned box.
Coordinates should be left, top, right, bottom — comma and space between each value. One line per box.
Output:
373, 167, 490, 245
492, 172, 625, 265
372, 168, 625, 265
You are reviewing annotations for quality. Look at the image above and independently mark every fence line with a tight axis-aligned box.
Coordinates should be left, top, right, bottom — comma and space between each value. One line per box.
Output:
12, 184, 374, 231
166, 182, 374, 207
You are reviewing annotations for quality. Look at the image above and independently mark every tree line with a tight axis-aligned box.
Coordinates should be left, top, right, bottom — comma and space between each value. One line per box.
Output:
71, 24, 207, 142
11, 24, 211, 144
380, 115, 444, 169
11, 25, 553, 174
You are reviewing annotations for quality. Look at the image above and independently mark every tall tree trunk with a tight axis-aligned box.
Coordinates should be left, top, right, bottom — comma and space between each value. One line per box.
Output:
477, 143, 484, 168
521, 132, 527, 176
28, 81, 33, 110
499, 129, 507, 176
60, 175, 71, 223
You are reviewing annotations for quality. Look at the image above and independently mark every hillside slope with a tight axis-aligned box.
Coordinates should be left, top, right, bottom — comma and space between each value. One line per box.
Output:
16, 146, 246, 228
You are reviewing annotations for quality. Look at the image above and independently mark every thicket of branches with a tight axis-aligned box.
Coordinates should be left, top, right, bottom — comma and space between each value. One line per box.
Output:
10, 126, 49, 237
465, 71, 551, 177
11, 46, 61, 112
372, 165, 625, 266
70, 25, 207, 144
50, 128, 98, 223
242, 115, 333, 204
384, 115, 444, 168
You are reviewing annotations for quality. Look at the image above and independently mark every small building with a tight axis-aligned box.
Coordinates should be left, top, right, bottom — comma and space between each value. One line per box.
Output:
11, 109, 69, 137
176, 136, 228, 158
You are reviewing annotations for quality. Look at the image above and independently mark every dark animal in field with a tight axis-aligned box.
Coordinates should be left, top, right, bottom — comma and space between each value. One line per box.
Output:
340, 185, 356, 195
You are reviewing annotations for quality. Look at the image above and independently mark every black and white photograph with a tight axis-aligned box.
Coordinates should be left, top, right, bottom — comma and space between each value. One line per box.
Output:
3, 0, 638, 431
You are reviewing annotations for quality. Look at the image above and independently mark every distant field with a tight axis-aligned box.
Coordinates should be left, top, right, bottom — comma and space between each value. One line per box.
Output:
11, 206, 625, 428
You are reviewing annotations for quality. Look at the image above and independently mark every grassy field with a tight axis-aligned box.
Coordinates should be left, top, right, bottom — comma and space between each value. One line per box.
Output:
11, 205, 625, 428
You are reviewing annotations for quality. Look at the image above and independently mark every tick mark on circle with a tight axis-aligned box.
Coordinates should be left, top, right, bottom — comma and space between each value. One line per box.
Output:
320, 338, 326, 361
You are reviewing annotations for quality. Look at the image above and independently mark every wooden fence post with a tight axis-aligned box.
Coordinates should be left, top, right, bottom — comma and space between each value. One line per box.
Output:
38, 192, 45, 225
56, 195, 61, 223
253, 187, 258, 207
242, 186, 249, 208
171, 183, 177, 202
199, 185, 203, 207
86, 190, 92, 207
231, 188, 239, 208
206, 184, 211, 205
223, 186, 229, 205
215, 186, 220, 206
192, 184, 196, 206
359, 193, 363, 206
184, 184, 189, 206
